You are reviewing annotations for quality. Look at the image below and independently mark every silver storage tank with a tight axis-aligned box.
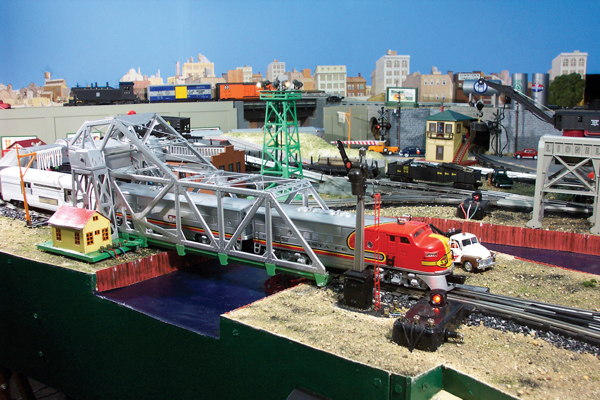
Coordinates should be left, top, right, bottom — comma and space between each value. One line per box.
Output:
531, 73, 550, 106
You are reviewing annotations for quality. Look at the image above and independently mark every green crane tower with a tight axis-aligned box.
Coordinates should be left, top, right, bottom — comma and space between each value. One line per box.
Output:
260, 90, 303, 179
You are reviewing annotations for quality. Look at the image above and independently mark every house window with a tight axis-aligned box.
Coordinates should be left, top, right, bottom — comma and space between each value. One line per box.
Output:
436, 79, 440, 85
93, 215, 98, 221
386, 71, 392, 76
102, 228, 109, 241
228, 163, 234, 172
56, 228, 61, 241
95, 230, 100, 236
386, 60, 392, 68
563, 59, 569, 67
402, 60, 408, 68
457, 124, 462, 133
424, 80, 428, 85
394, 60, 400, 68
236, 162, 241, 172
86, 232, 94, 246
445, 124, 453, 133
442, 79, 446, 85
571, 59, 576, 67
74, 232, 80, 245
428, 123, 436, 131
579, 58, 585, 66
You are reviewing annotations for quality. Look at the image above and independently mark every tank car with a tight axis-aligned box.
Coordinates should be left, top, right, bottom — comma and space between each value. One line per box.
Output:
115, 182, 454, 291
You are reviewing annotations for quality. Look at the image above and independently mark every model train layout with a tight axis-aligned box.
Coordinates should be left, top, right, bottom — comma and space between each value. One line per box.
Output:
0, 113, 459, 293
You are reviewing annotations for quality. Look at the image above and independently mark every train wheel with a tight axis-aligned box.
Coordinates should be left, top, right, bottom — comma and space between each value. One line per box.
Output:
464, 261, 474, 272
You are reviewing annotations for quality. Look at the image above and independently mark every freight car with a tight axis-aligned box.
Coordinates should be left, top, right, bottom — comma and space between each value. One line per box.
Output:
215, 82, 261, 100
387, 160, 482, 190
148, 84, 212, 102
115, 182, 456, 291
66, 82, 138, 106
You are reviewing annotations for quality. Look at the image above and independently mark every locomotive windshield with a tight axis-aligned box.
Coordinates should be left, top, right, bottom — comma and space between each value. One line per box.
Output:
413, 227, 425, 238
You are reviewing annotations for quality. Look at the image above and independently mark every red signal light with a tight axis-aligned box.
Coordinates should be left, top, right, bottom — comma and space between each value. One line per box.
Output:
429, 290, 446, 307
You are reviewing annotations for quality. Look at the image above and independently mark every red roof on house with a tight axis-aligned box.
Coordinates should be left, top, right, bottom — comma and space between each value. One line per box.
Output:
48, 205, 108, 230
7, 139, 46, 149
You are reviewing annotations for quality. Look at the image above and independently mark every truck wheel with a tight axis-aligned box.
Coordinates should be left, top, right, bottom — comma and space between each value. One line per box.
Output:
383, 148, 388, 154
404, 153, 409, 157
388, 150, 393, 155
464, 261, 474, 272
495, 182, 500, 188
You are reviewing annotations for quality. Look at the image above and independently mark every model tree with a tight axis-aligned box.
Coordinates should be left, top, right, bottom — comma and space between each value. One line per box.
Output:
549, 73, 586, 108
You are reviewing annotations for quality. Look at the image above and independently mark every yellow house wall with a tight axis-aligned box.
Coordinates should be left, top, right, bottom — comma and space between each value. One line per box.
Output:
81, 218, 112, 254
52, 226, 84, 253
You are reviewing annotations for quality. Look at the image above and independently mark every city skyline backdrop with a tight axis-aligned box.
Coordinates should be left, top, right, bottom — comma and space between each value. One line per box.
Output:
2, 0, 600, 90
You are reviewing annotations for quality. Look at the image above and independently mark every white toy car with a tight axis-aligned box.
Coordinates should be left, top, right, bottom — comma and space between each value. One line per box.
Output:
449, 232, 496, 272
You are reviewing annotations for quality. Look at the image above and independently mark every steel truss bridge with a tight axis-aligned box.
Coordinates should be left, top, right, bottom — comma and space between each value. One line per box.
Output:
66, 113, 330, 285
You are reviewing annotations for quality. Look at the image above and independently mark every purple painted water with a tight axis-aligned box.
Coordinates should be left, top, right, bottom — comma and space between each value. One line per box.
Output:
485, 243, 600, 275
96, 260, 271, 338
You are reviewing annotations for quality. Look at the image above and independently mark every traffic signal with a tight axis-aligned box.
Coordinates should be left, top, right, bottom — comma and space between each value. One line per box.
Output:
383, 122, 391, 130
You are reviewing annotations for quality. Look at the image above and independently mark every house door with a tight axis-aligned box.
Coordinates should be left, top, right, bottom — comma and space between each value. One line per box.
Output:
436, 145, 444, 161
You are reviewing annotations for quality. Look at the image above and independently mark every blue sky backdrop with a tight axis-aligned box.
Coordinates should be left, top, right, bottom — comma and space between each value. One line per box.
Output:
1, 0, 599, 89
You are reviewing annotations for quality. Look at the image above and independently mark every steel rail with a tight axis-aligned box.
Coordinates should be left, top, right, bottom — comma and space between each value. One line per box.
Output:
448, 287, 600, 346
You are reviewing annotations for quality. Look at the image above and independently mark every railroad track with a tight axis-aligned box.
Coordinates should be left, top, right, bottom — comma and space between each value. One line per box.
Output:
449, 285, 600, 347
299, 178, 592, 214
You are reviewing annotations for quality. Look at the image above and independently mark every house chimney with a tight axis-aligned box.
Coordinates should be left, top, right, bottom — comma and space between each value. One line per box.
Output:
358, 72, 361, 77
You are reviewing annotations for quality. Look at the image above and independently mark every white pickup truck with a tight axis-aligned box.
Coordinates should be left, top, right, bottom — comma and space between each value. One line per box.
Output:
449, 232, 497, 272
